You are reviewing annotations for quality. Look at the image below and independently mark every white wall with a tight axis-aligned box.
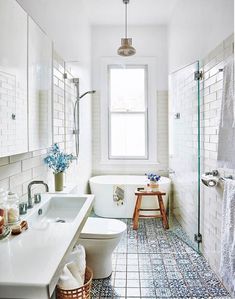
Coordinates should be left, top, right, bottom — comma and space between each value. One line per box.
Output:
17, 0, 93, 192
92, 25, 168, 91
91, 25, 169, 175
168, 0, 234, 72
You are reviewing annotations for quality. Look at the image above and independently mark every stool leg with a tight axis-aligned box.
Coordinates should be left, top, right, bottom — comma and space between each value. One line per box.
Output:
133, 195, 142, 230
133, 195, 138, 219
158, 195, 169, 229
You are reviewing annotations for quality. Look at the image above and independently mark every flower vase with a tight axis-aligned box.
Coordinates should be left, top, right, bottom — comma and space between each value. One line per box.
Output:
54, 172, 64, 191
149, 181, 159, 192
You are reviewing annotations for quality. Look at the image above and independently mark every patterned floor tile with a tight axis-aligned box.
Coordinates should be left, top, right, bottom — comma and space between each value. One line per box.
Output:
155, 287, 172, 297
185, 278, 202, 287
127, 264, 139, 272
113, 287, 126, 297
168, 279, 186, 288
115, 272, 126, 280
140, 287, 156, 297
140, 279, 156, 288
90, 218, 230, 299
170, 285, 191, 297
126, 272, 139, 280
126, 287, 141, 297
167, 271, 183, 280
126, 279, 140, 288
114, 279, 126, 287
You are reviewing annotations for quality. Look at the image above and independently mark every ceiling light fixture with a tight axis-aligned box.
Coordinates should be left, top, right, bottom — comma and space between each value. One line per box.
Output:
117, 0, 136, 57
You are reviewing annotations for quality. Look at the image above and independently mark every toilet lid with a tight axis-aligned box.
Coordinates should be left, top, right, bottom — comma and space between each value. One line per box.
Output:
80, 217, 127, 239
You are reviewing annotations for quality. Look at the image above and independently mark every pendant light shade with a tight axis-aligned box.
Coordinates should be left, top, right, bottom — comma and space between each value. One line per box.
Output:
118, 38, 136, 56
117, 0, 136, 56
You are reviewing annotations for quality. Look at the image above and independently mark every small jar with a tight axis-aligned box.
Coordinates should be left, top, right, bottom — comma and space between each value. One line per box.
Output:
149, 181, 159, 192
7, 192, 20, 225
0, 188, 8, 223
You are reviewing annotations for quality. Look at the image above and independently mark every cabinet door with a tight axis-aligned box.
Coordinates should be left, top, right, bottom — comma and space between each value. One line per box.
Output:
28, 17, 52, 151
0, 0, 28, 157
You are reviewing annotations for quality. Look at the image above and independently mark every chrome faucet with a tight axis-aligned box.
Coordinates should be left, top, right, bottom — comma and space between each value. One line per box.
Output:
27, 181, 49, 209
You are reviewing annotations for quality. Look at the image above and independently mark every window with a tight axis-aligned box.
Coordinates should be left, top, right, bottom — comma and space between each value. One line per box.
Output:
108, 65, 148, 159
100, 57, 157, 165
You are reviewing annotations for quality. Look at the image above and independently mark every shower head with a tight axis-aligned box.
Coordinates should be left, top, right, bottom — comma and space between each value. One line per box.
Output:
79, 90, 96, 99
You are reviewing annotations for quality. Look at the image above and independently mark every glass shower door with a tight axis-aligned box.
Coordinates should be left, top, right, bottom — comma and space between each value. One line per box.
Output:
169, 61, 201, 251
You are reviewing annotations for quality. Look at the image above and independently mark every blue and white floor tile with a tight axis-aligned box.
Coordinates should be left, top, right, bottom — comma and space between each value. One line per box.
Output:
90, 218, 230, 299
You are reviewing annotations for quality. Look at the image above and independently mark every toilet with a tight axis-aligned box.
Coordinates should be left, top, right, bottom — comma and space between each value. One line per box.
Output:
78, 217, 126, 279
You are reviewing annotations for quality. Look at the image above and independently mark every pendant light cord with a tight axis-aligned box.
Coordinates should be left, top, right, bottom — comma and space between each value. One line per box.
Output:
125, 1, 127, 38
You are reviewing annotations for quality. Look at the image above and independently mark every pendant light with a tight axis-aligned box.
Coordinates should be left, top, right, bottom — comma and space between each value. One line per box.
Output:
117, 0, 136, 56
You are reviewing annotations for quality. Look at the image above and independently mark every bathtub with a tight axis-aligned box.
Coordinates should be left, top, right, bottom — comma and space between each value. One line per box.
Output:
89, 175, 171, 218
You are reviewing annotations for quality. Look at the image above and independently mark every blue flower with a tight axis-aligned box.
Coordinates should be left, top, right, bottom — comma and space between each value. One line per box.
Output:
44, 143, 75, 173
145, 173, 161, 182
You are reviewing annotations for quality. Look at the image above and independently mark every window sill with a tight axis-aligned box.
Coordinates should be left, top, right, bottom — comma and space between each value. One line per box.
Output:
99, 159, 160, 165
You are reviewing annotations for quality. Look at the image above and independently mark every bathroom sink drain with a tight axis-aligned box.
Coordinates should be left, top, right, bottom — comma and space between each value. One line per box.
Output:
55, 219, 66, 223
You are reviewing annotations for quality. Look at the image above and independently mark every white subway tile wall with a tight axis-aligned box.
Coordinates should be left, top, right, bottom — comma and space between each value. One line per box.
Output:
53, 52, 66, 149
170, 34, 234, 282
92, 90, 169, 175
201, 34, 234, 274
63, 67, 78, 185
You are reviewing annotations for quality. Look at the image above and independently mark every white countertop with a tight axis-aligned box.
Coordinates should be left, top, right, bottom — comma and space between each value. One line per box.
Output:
0, 193, 94, 299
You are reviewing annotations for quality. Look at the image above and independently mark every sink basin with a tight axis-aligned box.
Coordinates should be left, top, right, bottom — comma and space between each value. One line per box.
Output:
0, 193, 94, 299
28, 196, 88, 225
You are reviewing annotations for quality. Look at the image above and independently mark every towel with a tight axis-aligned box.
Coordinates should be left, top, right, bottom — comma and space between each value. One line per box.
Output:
220, 179, 235, 295
113, 185, 124, 206
58, 244, 86, 290
217, 58, 235, 168
66, 244, 86, 282
67, 262, 84, 286
57, 264, 82, 290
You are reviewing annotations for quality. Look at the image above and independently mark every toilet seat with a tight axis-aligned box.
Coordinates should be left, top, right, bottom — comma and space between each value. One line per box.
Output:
80, 217, 126, 239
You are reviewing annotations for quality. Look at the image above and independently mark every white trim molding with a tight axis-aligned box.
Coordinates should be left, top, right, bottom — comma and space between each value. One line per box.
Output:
100, 56, 158, 165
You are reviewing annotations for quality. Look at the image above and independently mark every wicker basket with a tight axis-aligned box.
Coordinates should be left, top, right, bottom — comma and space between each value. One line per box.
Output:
56, 267, 93, 299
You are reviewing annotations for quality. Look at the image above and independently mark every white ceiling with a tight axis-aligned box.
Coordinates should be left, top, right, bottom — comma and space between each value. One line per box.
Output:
17, 0, 179, 62
83, 0, 179, 25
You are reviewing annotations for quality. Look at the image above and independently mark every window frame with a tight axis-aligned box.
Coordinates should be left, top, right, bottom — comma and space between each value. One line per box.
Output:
100, 57, 158, 165
108, 64, 148, 160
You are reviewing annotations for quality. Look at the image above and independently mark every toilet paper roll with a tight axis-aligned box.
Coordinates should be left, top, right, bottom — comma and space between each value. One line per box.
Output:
201, 174, 219, 187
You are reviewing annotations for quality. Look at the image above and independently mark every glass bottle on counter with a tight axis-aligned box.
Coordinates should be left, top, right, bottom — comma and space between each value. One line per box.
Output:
0, 188, 8, 223
7, 191, 20, 225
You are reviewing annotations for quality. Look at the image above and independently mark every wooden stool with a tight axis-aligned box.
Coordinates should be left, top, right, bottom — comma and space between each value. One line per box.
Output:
133, 191, 169, 230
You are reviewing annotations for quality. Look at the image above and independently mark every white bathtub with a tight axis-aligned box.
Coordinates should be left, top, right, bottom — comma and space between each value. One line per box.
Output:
89, 175, 171, 218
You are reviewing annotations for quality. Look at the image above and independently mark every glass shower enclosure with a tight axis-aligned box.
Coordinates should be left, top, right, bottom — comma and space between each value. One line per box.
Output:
169, 61, 201, 252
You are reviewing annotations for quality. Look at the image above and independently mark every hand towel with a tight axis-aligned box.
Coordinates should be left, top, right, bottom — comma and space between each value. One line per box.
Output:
67, 244, 86, 282
57, 264, 81, 290
217, 58, 235, 168
220, 179, 235, 296
113, 185, 124, 205
67, 262, 84, 287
